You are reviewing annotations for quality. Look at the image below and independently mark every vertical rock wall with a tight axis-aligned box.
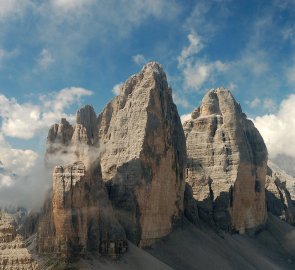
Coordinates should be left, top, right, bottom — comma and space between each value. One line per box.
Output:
183, 88, 267, 232
97, 62, 186, 246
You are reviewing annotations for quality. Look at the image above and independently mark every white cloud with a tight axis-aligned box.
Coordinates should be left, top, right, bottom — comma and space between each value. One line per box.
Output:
178, 33, 203, 65
0, 87, 93, 207
132, 54, 147, 66
0, 134, 50, 208
0, 148, 37, 178
112, 82, 123, 95
0, 174, 13, 188
0, 87, 93, 139
0, 132, 38, 189
254, 94, 295, 159
38, 48, 54, 69
180, 113, 191, 124
182, 60, 227, 91
178, 31, 227, 91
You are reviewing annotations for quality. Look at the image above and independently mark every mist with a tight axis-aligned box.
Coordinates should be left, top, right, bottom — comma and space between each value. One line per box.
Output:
0, 153, 51, 211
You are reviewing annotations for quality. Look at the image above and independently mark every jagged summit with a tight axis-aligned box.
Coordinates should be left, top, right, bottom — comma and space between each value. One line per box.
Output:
189, 88, 243, 120
117, 61, 169, 98
140, 61, 165, 77
97, 61, 185, 246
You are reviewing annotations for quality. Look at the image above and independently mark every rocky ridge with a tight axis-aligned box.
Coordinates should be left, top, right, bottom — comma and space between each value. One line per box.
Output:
266, 161, 295, 225
39, 108, 127, 259
0, 212, 39, 269
183, 88, 267, 233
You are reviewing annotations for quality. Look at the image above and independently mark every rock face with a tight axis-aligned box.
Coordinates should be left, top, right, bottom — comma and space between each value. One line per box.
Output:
266, 161, 295, 225
97, 62, 186, 246
38, 108, 127, 259
40, 62, 186, 254
38, 161, 127, 259
0, 212, 39, 269
183, 88, 267, 233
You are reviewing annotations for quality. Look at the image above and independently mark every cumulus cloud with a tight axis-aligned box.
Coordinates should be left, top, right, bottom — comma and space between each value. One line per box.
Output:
38, 48, 54, 69
132, 54, 147, 66
253, 94, 295, 159
178, 32, 227, 91
112, 82, 123, 95
182, 60, 227, 91
0, 86, 93, 208
0, 133, 42, 207
0, 151, 51, 209
0, 87, 93, 139
178, 32, 203, 65
0, 147, 37, 178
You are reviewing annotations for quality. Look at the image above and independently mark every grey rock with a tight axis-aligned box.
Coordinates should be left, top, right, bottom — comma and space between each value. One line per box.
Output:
97, 62, 186, 246
183, 88, 267, 233
266, 161, 295, 225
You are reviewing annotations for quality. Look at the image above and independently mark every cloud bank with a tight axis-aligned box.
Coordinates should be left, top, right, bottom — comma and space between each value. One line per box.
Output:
254, 94, 295, 159
0, 87, 93, 139
0, 87, 93, 209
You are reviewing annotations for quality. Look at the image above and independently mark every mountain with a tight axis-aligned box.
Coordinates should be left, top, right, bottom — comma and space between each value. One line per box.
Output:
97, 62, 186, 246
0, 212, 39, 269
266, 161, 295, 225
183, 88, 267, 233
39, 62, 186, 259
13, 62, 295, 269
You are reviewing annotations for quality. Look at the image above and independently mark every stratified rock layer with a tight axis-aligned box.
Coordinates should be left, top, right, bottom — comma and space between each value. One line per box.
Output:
97, 62, 186, 246
0, 212, 39, 269
39, 105, 127, 259
42, 62, 186, 251
38, 161, 127, 259
38, 162, 127, 258
183, 88, 267, 233
266, 161, 295, 225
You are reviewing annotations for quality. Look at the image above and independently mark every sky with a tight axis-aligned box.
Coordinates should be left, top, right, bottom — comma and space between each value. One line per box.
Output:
1, 0, 295, 208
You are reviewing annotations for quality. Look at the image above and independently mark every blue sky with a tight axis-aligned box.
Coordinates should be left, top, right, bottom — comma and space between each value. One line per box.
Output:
1, 0, 295, 207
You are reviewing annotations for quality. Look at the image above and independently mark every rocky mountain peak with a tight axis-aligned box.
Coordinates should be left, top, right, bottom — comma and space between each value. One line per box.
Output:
97, 62, 185, 246
184, 88, 267, 233
119, 61, 170, 98
76, 105, 97, 142
197, 88, 242, 118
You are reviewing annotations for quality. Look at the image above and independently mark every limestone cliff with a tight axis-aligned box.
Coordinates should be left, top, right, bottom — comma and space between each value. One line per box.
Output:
0, 212, 39, 269
41, 62, 186, 252
38, 105, 127, 259
266, 161, 295, 225
183, 88, 267, 233
38, 161, 127, 259
97, 62, 186, 246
